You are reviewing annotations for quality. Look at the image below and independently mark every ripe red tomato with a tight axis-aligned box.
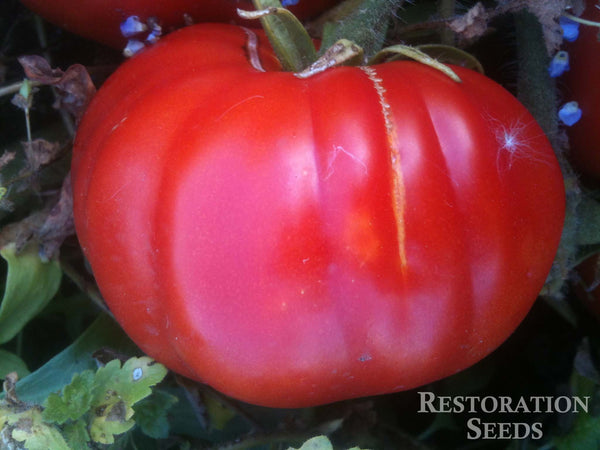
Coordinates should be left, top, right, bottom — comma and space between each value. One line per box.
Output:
71, 23, 565, 407
564, 6, 600, 178
20, 0, 338, 48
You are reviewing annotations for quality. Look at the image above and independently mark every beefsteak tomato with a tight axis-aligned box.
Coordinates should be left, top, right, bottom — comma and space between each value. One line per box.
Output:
563, 5, 600, 178
71, 23, 565, 407
20, 0, 338, 48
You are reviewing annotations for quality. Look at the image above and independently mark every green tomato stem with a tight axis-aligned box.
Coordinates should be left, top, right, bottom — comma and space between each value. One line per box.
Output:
563, 13, 600, 28
514, 10, 579, 309
240, 0, 317, 72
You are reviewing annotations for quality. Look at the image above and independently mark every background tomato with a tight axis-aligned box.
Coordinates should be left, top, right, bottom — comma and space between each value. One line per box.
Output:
71, 23, 565, 408
563, 5, 600, 179
20, 0, 339, 48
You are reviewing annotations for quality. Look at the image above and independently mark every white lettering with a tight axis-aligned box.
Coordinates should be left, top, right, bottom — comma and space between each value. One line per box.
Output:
554, 396, 572, 414
481, 396, 498, 413
573, 396, 589, 413
467, 417, 482, 439
417, 391, 437, 413
531, 422, 543, 439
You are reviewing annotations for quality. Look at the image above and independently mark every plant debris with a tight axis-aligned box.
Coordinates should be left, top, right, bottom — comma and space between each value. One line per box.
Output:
17, 55, 96, 122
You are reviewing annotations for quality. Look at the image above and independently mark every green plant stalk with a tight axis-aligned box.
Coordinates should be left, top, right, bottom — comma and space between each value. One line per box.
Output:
514, 11, 558, 143
0, 80, 41, 98
247, 0, 317, 72
514, 11, 579, 315
438, 0, 456, 45
320, 0, 404, 58
563, 13, 600, 28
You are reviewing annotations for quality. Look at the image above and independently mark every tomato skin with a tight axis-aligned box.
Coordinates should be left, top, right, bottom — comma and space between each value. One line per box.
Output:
72, 24, 565, 407
564, 6, 600, 178
20, 0, 338, 48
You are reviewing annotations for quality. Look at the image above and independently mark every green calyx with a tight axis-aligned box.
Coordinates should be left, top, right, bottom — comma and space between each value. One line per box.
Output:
370, 45, 462, 82
240, 0, 462, 82
240, 0, 317, 72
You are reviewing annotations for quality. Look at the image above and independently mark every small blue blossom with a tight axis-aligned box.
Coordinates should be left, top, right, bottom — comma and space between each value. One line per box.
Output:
123, 39, 146, 57
146, 30, 161, 44
281, 0, 300, 6
559, 16, 580, 42
120, 16, 147, 38
146, 22, 162, 44
558, 101, 582, 126
548, 51, 570, 77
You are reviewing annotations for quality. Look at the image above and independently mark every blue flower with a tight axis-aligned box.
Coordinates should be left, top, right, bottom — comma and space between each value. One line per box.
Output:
558, 101, 582, 126
123, 39, 146, 57
560, 16, 580, 42
281, 0, 300, 6
548, 51, 570, 77
146, 22, 162, 44
120, 16, 147, 38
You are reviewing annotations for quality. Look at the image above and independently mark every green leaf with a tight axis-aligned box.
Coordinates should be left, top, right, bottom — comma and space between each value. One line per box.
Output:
203, 390, 237, 430
8, 314, 137, 405
62, 420, 90, 448
553, 411, 600, 450
42, 370, 95, 424
134, 390, 178, 439
0, 242, 62, 344
287, 436, 371, 450
0, 404, 70, 450
0, 348, 30, 379
93, 357, 168, 407
288, 436, 334, 450
552, 366, 600, 450
89, 401, 135, 445
89, 357, 168, 444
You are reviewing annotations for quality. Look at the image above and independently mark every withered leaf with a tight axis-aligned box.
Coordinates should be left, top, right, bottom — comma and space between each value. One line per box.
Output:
37, 176, 75, 261
21, 139, 62, 173
18, 55, 96, 122
0, 210, 47, 253
525, 0, 571, 54
3, 372, 22, 406
0, 176, 74, 260
17, 55, 63, 81
449, 3, 489, 41
0, 151, 16, 169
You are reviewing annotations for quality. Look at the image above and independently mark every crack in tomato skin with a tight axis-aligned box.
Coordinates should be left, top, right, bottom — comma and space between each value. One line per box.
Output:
360, 66, 408, 273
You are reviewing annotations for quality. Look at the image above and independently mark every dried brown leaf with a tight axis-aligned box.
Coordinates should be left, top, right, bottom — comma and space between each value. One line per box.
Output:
10, 91, 32, 111
17, 55, 63, 82
37, 176, 75, 261
3, 372, 22, 406
0, 151, 16, 169
449, 3, 489, 41
0, 210, 47, 253
569, 0, 586, 16
21, 139, 62, 173
18, 55, 96, 122
494, 0, 572, 54
0, 176, 75, 260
